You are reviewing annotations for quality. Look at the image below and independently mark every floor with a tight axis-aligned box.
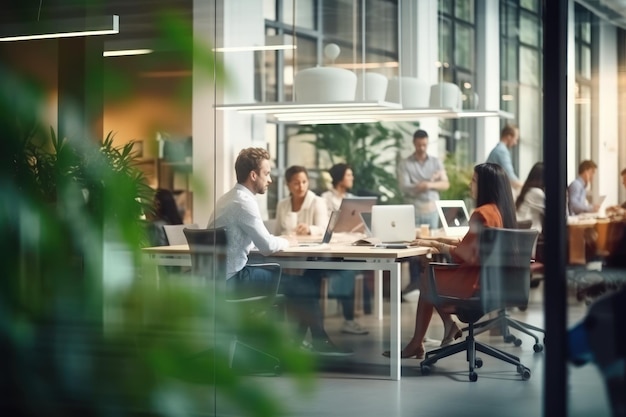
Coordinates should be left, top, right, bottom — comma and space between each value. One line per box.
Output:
212, 281, 614, 417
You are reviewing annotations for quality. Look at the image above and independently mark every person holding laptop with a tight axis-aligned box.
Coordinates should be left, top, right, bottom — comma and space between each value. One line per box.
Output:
279, 165, 368, 335
209, 149, 352, 356
398, 129, 450, 298
568, 160, 600, 215
383, 163, 517, 360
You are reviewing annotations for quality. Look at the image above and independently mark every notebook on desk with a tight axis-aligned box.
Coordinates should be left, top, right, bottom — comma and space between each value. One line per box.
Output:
436, 200, 470, 237
369, 205, 416, 248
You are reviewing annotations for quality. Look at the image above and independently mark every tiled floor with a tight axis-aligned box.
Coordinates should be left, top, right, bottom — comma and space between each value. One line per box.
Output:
216, 283, 614, 417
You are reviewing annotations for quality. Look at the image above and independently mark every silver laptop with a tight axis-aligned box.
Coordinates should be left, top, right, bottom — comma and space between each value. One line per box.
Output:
435, 200, 470, 237
333, 196, 378, 233
163, 223, 199, 245
371, 205, 416, 245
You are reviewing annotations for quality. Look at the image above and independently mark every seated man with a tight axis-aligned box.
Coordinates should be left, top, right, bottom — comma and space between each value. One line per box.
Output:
606, 168, 626, 217
208, 147, 352, 356
568, 160, 600, 215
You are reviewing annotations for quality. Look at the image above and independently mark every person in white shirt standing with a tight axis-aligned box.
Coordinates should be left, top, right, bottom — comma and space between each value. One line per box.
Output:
209, 148, 352, 356
397, 129, 449, 298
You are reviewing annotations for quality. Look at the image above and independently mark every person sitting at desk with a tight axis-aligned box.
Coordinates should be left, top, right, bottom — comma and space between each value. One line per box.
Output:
146, 188, 184, 246
516, 162, 545, 232
383, 163, 517, 360
606, 167, 626, 217
276, 165, 368, 335
209, 148, 352, 356
568, 160, 600, 215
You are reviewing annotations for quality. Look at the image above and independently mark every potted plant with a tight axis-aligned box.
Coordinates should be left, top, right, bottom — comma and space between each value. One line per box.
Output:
299, 122, 416, 203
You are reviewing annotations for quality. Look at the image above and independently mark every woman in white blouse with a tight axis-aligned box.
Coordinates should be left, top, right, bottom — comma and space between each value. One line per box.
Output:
275, 165, 368, 335
274, 166, 328, 236
515, 162, 546, 233
516, 162, 545, 232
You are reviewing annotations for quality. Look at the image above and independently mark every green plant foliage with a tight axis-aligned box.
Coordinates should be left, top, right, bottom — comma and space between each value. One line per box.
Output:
299, 122, 415, 203
440, 152, 473, 201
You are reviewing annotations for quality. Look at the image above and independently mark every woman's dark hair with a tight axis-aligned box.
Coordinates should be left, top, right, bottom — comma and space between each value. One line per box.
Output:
516, 162, 544, 211
328, 163, 351, 188
474, 163, 517, 228
154, 188, 183, 225
285, 165, 308, 183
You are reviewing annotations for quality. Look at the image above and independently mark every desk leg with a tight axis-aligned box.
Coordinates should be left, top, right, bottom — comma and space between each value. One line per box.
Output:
375, 270, 383, 320
389, 262, 401, 381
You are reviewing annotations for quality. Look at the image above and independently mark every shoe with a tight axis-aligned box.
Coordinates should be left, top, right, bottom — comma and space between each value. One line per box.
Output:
299, 340, 314, 352
401, 281, 421, 297
311, 339, 354, 356
382, 344, 424, 359
440, 321, 462, 346
341, 320, 369, 335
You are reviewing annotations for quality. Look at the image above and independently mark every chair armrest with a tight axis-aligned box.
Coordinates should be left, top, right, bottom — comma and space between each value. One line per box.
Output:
429, 262, 460, 269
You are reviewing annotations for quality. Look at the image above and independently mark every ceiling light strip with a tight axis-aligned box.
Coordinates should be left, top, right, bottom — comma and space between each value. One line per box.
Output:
0, 15, 119, 42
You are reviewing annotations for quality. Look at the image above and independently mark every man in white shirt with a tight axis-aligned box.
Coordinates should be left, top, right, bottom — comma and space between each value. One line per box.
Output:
209, 147, 352, 356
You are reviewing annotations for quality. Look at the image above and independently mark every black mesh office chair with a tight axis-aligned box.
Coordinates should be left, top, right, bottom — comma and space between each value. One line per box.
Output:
183, 227, 283, 374
465, 222, 546, 351
420, 227, 538, 382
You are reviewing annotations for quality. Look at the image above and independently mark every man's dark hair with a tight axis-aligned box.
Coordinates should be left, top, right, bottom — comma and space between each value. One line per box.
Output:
413, 129, 429, 141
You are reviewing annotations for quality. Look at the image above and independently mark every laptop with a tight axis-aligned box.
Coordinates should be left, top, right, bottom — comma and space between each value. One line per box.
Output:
333, 196, 378, 233
370, 205, 416, 246
435, 200, 470, 237
297, 210, 340, 247
163, 223, 199, 245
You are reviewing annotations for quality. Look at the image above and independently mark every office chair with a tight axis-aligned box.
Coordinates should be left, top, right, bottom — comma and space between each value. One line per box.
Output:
183, 227, 283, 375
420, 227, 538, 382
464, 222, 546, 351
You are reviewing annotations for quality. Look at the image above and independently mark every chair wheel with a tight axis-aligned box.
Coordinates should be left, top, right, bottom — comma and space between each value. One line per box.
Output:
504, 334, 516, 343
475, 357, 483, 368
533, 343, 544, 353
420, 365, 431, 376
513, 338, 522, 347
517, 365, 524, 374
469, 371, 478, 382
521, 368, 531, 380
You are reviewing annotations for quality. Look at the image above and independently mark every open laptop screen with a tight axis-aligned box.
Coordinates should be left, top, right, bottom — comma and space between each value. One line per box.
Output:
333, 196, 378, 233
436, 200, 470, 237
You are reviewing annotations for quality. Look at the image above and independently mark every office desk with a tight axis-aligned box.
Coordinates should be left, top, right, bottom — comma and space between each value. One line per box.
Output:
568, 218, 624, 265
142, 243, 429, 381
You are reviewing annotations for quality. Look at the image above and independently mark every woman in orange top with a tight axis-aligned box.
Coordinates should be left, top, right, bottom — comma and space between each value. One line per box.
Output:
384, 163, 517, 359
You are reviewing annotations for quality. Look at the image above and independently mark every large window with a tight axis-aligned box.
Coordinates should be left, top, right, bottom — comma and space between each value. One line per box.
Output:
500, 0, 542, 176
574, 3, 593, 163
437, 0, 477, 165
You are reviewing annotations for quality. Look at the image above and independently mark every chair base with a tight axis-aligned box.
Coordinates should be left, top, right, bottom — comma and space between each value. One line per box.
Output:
467, 309, 545, 351
420, 329, 531, 382
229, 339, 281, 376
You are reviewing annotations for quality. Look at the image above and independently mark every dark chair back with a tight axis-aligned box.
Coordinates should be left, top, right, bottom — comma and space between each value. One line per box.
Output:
183, 227, 228, 286
479, 228, 538, 312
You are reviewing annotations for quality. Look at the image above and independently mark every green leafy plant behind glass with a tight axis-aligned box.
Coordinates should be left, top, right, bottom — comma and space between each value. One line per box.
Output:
299, 122, 415, 203
440, 152, 473, 202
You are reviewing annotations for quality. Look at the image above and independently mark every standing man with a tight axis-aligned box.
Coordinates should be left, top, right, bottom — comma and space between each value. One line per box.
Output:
398, 129, 449, 230
398, 129, 449, 297
209, 147, 352, 356
568, 160, 600, 215
486, 124, 523, 192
